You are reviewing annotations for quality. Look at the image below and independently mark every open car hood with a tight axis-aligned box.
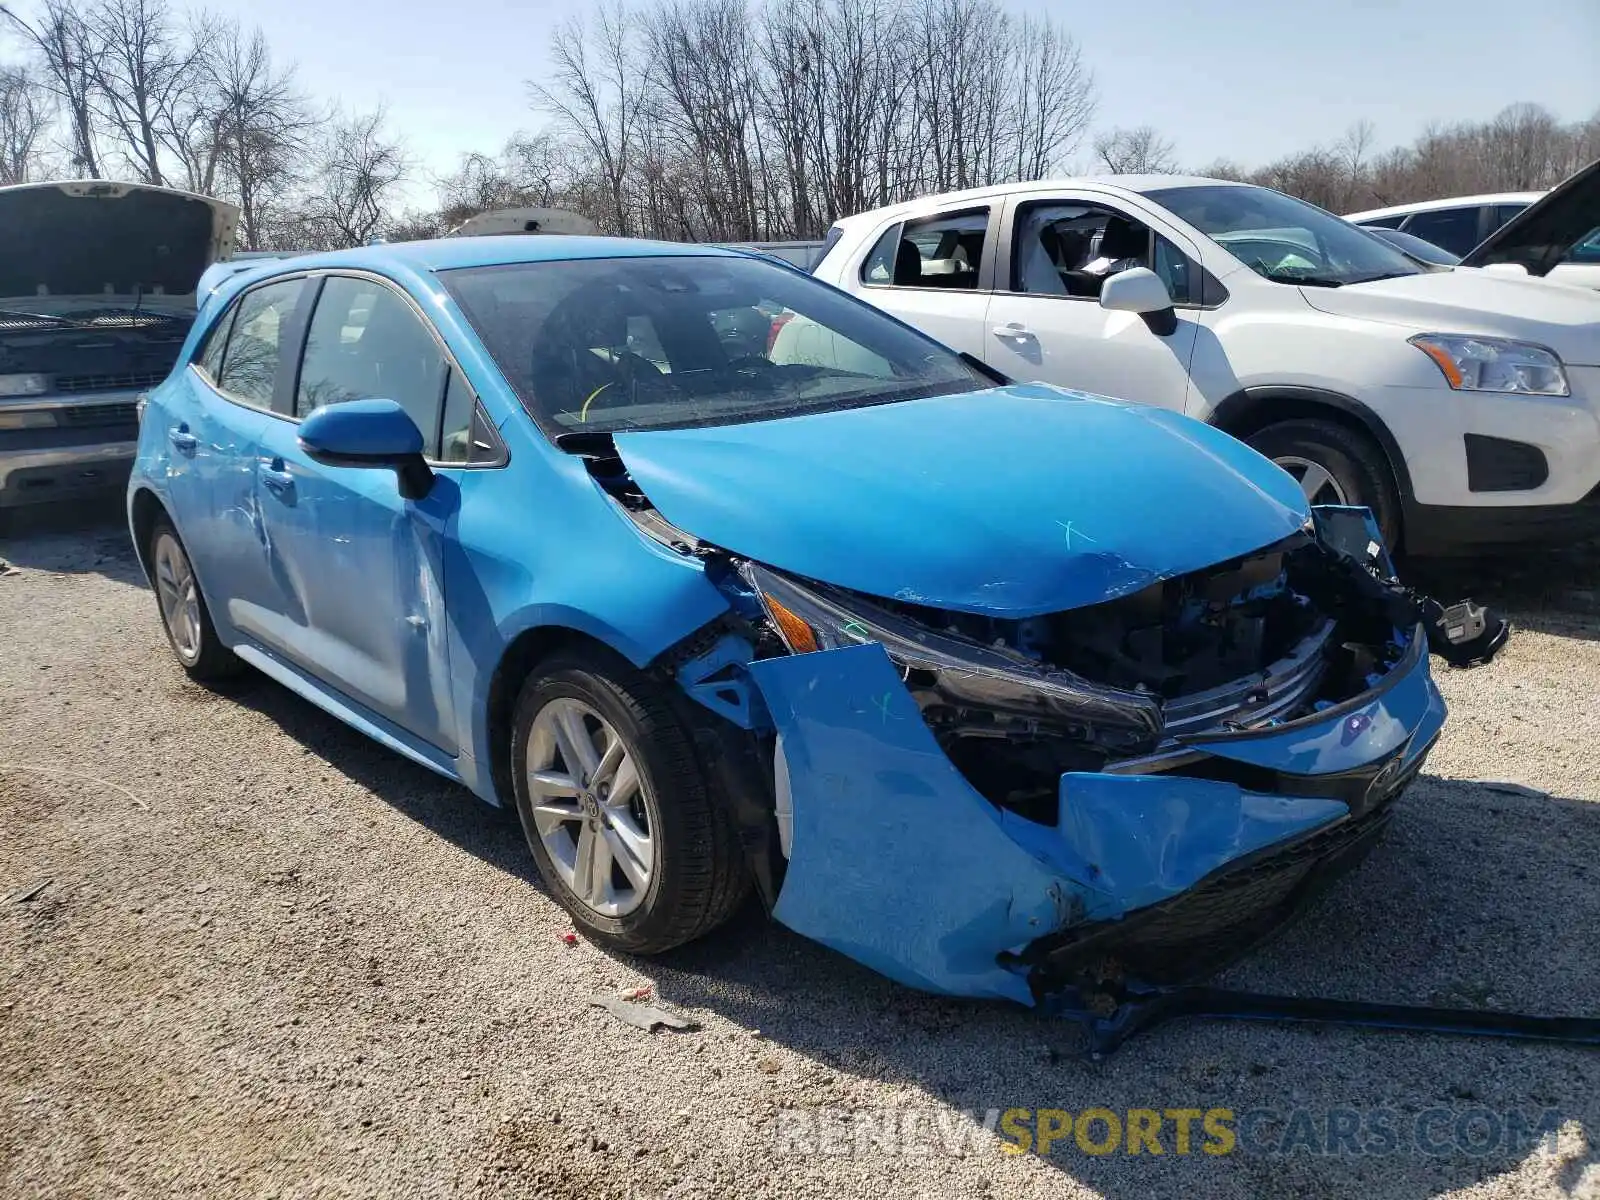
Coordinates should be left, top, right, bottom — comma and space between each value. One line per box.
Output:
0, 180, 238, 303
611, 384, 1311, 618
1461, 157, 1600, 276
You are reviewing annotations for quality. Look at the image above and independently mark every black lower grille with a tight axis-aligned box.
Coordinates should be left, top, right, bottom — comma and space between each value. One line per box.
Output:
53, 371, 167, 394
57, 403, 139, 428
1465, 433, 1548, 492
1027, 778, 1415, 987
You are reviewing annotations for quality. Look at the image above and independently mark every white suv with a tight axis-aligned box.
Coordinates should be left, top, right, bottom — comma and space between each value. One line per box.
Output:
803, 170, 1600, 554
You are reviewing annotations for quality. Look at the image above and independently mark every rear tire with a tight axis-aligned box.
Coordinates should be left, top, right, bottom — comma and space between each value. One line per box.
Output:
1247, 419, 1401, 549
146, 516, 244, 682
510, 647, 749, 954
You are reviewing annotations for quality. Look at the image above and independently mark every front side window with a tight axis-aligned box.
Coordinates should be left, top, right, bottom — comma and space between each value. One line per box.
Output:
1401, 207, 1485, 257
1011, 202, 1193, 303
216, 279, 303, 407
441, 254, 988, 438
860, 209, 989, 290
296, 276, 447, 455
1151, 184, 1428, 287
1566, 226, 1600, 265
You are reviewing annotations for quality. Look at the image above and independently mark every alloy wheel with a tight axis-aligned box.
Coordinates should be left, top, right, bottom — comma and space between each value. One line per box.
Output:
525, 697, 659, 918
152, 531, 203, 663
1274, 455, 1350, 507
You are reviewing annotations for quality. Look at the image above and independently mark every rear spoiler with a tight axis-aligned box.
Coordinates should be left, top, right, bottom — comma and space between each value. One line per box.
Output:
195, 259, 282, 308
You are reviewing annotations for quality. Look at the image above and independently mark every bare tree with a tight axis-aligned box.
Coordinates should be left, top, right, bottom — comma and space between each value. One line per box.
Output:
644, 0, 766, 240
1002, 15, 1095, 181
2, 0, 101, 174
83, 0, 210, 185
1092, 125, 1177, 174
198, 22, 311, 248
295, 105, 409, 249
0, 62, 53, 182
531, 2, 649, 235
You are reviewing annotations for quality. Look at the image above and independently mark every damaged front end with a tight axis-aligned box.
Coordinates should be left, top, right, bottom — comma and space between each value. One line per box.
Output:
664, 504, 1504, 1007
576, 399, 1505, 1007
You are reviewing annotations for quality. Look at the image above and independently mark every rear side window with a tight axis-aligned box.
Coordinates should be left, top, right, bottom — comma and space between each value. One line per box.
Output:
1400, 207, 1483, 256
860, 209, 989, 290
296, 276, 448, 455
1493, 203, 1531, 232
216, 279, 303, 408
1358, 215, 1406, 229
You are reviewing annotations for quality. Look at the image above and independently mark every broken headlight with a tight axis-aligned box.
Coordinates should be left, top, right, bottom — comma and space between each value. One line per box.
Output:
739, 562, 1163, 748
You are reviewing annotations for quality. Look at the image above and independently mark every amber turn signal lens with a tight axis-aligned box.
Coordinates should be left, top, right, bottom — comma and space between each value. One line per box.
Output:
766, 595, 818, 653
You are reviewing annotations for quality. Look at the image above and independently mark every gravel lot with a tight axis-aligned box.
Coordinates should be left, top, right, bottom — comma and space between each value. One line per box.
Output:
3, 502, 1599, 1200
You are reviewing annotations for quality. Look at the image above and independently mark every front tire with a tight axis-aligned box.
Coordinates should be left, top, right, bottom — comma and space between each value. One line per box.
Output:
146, 517, 243, 682
510, 648, 749, 954
1247, 419, 1402, 549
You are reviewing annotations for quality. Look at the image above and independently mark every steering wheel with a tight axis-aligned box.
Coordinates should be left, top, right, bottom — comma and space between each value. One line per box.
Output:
726, 355, 784, 383
577, 350, 666, 421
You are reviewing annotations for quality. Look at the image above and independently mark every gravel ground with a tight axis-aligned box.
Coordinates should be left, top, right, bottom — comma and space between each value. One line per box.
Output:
2, 502, 1599, 1200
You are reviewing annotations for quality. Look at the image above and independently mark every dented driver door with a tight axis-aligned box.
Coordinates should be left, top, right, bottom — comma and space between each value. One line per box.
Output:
249, 415, 459, 754
244, 272, 460, 753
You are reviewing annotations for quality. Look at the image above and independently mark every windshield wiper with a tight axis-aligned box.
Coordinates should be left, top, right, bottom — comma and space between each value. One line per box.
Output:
0, 307, 90, 327
1345, 271, 1419, 285
1257, 271, 1344, 288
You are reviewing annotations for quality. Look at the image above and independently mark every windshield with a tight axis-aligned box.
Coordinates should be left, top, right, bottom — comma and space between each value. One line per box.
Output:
440, 254, 987, 437
1148, 184, 1428, 286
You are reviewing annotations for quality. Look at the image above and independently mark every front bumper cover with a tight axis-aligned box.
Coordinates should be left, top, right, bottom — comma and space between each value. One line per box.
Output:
749, 620, 1445, 1007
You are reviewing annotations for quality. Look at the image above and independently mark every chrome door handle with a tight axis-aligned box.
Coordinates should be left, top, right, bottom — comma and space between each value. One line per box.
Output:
168, 425, 197, 453
992, 323, 1035, 341
260, 459, 295, 496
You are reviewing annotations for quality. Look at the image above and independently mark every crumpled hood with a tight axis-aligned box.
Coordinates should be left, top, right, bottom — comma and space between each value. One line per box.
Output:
612, 384, 1310, 618
1299, 271, 1600, 366
0, 180, 238, 303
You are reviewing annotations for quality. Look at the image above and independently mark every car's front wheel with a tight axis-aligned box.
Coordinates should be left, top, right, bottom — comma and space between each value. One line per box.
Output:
1247, 419, 1401, 548
146, 517, 243, 682
510, 648, 748, 954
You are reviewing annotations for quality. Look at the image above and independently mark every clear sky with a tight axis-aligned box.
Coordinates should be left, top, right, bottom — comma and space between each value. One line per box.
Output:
16, 0, 1600, 207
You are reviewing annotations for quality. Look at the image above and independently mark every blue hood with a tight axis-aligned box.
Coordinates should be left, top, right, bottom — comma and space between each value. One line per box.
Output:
613, 384, 1310, 618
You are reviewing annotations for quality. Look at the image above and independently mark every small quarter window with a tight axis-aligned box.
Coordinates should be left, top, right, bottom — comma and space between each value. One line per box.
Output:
195, 304, 235, 383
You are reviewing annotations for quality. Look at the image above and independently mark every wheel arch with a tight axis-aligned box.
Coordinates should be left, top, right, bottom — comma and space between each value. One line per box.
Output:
128, 486, 169, 582
1206, 386, 1415, 506
482, 622, 651, 809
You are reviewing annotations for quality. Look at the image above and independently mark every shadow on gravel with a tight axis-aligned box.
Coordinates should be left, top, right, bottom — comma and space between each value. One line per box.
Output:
1404, 541, 1600, 643
213, 671, 546, 891
0, 495, 146, 588
195, 648, 1600, 1196
642, 774, 1600, 1198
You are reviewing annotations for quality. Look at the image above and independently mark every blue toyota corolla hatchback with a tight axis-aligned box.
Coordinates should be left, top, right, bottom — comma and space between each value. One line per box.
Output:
129, 235, 1475, 1005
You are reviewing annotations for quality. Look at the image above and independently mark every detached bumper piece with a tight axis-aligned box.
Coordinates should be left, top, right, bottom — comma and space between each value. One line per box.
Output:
1045, 979, 1600, 1059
